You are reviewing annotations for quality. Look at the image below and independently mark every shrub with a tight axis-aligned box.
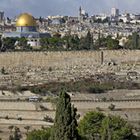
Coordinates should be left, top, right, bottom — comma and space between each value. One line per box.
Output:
88, 84, 113, 94
43, 116, 54, 123
27, 128, 51, 140
108, 104, 115, 111
48, 67, 52, 72
40, 105, 48, 111
17, 117, 22, 121
5, 115, 9, 120
1, 67, 5, 74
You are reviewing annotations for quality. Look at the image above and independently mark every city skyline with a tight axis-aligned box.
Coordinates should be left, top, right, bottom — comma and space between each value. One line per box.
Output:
1, 0, 140, 17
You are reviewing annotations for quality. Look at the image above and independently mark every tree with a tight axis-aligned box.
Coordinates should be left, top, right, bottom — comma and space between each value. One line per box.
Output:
39, 16, 43, 23
1, 37, 17, 51
8, 125, 14, 133
50, 90, 79, 140
69, 35, 80, 50
27, 129, 51, 140
97, 30, 101, 47
43, 115, 54, 123
78, 111, 105, 140
17, 37, 31, 50
108, 104, 115, 111
125, 32, 140, 49
78, 111, 134, 140
94, 18, 102, 23
95, 36, 106, 49
79, 31, 94, 50
40, 38, 49, 48
40, 37, 65, 50
131, 32, 139, 49
102, 18, 109, 23
24, 126, 30, 133
106, 36, 119, 50
9, 135, 14, 140
1, 67, 6, 74
0, 35, 2, 49
101, 115, 133, 140
10, 127, 22, 140
63, 35, 80, 50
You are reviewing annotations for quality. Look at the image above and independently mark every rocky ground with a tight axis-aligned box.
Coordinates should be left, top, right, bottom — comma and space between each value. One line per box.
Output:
0, 51, 139, 139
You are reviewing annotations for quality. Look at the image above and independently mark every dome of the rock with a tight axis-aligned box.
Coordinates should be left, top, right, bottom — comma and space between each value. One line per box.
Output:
16, 13, 36, 27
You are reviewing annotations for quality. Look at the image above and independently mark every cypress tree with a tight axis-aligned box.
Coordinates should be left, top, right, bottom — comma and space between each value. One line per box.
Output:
51, 90, 79, 140
11, 127, 21, 140
80, 31, 94, 50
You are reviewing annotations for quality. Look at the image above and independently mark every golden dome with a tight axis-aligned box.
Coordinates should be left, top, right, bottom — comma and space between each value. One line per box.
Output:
16, 13, 36, 27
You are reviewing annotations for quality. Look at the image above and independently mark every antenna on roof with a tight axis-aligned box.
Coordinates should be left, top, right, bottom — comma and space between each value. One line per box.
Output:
113, 0, 118, 8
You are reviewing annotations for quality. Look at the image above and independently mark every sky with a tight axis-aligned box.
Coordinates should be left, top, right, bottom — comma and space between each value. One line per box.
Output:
1, 0, 140, 18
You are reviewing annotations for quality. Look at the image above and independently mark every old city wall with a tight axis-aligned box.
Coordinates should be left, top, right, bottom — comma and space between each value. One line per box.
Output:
0, 50, 139, 85
0, 50, 139, 69
0, 51, 100, 68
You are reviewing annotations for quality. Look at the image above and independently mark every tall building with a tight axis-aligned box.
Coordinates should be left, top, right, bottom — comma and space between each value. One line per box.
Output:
111, 8, 119, 17
0, 11, 4, 22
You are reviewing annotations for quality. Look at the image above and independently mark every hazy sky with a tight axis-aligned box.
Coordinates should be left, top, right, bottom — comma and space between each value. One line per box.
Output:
1, 0, 140, 17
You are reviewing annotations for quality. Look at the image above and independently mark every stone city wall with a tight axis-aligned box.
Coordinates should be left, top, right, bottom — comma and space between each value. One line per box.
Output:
0, 50, 139, 85
0, 50, 139, 68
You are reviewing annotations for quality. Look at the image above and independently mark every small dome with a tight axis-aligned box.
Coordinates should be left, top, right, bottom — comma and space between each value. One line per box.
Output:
28, 35, 33, 38
16, 13, 36, 27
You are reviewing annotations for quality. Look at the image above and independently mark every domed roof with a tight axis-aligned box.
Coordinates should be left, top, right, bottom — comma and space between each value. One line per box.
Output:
16, 13, 36, 27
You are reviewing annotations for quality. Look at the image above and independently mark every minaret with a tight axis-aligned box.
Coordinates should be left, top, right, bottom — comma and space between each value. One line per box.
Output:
79, 6, 82, 22
79, 6, 82, 17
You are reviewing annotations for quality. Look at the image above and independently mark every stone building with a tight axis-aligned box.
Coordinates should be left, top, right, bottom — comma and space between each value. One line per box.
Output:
2, 13, 51, 47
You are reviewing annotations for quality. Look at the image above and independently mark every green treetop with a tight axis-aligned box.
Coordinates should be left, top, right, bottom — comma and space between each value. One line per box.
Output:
78, 111, 133, 140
